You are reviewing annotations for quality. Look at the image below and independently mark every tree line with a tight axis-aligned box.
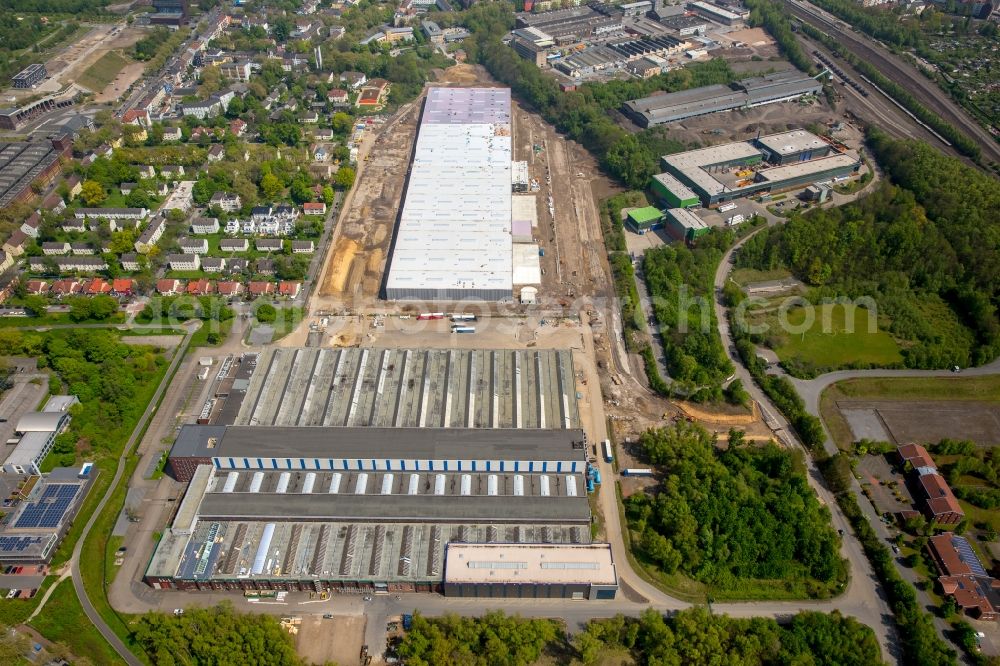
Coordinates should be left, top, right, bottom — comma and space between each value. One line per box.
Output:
397, 608, 883, 666
625, 422, 846, 596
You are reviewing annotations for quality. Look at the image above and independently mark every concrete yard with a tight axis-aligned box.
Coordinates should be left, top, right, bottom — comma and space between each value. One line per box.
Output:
295, 614, 366, 666
236, 347, 581, 430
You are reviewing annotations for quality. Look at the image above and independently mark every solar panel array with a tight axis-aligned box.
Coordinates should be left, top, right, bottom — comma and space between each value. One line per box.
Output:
0, 535, 45, 552
953, 535, 989, 577
13, 484, 80, 529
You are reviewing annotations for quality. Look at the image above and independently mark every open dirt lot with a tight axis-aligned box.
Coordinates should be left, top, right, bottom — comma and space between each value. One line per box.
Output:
42, 24, 145, 95
295, 614, 365, 666
838, 400, 1000, 446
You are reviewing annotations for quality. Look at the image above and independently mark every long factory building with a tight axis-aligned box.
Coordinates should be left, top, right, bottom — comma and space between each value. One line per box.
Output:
652, 129, 861, 207
624, 70, 823, 128
149, 426, 617, 597
384, 87, 515, 301
232, 347, 581, 434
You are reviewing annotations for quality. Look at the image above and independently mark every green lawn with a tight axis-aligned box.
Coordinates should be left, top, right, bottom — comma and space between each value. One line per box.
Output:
78, 50, 132, 94
0, 313, 127, 328
761, 303, 902, 375
730, 267, 792, 287
28, 579, 124, 666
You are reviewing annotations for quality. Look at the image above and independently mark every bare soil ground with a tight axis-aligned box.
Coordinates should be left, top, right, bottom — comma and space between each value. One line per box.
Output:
44, 25, 144, 94
93, 59, 144, 104
295, 614, 365, 666
838, 399, 1000, 446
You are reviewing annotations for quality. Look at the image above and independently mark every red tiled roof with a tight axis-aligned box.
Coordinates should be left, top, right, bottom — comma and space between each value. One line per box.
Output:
156, 279, 181, 294
928, 533, 973, 576
898, 443, 935, 469
86, 279, 111, 295
248, 281, 274, 295
216, 281, 243, 296
187, 278, 214, 295
112, 278, 133, 293
278, 281, 301, 296
25, 279, 49, 294
919, 473, 964, 518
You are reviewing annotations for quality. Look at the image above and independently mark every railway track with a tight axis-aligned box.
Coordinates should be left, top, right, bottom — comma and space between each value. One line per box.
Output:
782, 0, 1000, 165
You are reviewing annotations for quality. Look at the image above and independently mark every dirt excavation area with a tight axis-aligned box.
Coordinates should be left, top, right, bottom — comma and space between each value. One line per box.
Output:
46, 24, 145, 94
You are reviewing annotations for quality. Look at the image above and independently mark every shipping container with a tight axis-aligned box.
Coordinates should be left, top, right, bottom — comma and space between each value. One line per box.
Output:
450, 314, 476, 322
622, 468, 654, 477
602, 439, 613, 463
417, 312, 445, 320
452, 326, 476, 333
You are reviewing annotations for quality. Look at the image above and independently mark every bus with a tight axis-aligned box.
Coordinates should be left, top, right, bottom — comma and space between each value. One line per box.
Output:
602, 439, 613, 463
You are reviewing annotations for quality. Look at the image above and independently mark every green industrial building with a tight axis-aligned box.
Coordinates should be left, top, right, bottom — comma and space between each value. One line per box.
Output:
664, 208, 710, 243
625, 206, 664, 234
650, 173, 699, 208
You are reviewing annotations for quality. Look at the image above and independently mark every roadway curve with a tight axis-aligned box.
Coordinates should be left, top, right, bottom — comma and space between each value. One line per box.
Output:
783, 0, 1000, 166
70, 324, 196, 666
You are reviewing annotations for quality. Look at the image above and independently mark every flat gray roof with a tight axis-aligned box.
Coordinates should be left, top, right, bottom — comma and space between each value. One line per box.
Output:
756, 129, 829, 156
235, 347, 580, 430
198, 492, 591, 524
15, 412, 64, 433
171, 425, 586, 461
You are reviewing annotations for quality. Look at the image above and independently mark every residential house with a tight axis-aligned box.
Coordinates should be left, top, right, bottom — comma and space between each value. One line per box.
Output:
120, 182, 137, 195
3, 230, 28, 257
422, 20, 444, 44
327, 89, 348, 106
220, 60, 253, 82
191, 217, 221, 234
95, 143, 113, 159
120, 253, 141, 271
279, 281, 302, 298
122, 109, 150, 127
160, 165, 185, 179
50, 279, 82, 296
926, 532, 1000, 621
241, 219, 258, 235
30, 257, 108, 272
136, 165, 155, 180
209, 192, 242, 212
61, 219, 86, 234
356, 79, 390, 108
74, 208, 148, 227
162, 127, 183, 142
0, 251, 12, 273
70, 243, 94, 256
224, 219, 241, 235
314, 127, 335, 141
228, 258, 249, 274
41, 192, 65, 214
898, 443, 936, 470
217, 281, 243, 298
24, 279, 49, 295
179, 99, 222, 120
255, 258, 276, 275
66, 175, 83, 199
229, 119, 248, 137
250, 206, 273, 224
134, 217, 166, 253
112, 278, 134, 295
207, 144, 225, 162
256, 238, 282, 252
340, 71, 367, 89
302, 202, 326, 216
167, 254, 201, 271
187, 278, 214, 295
178, 238, 209, 255
220, 238, 249, 252
21, 212, 41, 239
897, 444, 966, 525
42, 242, 71, 256
202, 257, 226, 273
156, 279, 183, 295
301, 111, 319, 124
248, 281, 275, 296
86, 278, 112, 295
329, 25, 346, 40
311, 144, 328, 162
291, 240, 315, 254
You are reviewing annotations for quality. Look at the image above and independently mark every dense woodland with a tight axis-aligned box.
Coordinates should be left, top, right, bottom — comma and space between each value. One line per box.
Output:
397, 608, 883, 666
0, 328, 166, 468
624, 423, 846, 596
133, 604, 303, 666
643, 231, 735, 400
735, 130, 1000, 369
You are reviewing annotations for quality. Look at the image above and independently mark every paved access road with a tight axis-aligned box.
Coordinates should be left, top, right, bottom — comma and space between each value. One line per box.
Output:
69, 323, 197, 666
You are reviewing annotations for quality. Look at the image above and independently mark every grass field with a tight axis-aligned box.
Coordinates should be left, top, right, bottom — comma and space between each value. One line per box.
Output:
28, 579, 124, 666
730, 267, 792, 286
78, 50, 132, 93
819, 375, 1000, 450
751, 302, 902, 376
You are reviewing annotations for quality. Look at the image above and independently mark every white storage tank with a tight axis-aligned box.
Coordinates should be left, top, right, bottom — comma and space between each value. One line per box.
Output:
251, 524, 276, 575
460, 474, 472, 496
487, 474, 498, 496
540, 475, 551, 497
354, 473, 369, 494
301, 472, 316, 494
221, 471, 239, 493
328, 472, 342, 494
381, 474, 394, 495
275, 472, 291, 494
408, 473, 420, 495
434, 474, 446, 496
249, 471, 265, 493
513, 475, 524, 496
566, 475, 577, 497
